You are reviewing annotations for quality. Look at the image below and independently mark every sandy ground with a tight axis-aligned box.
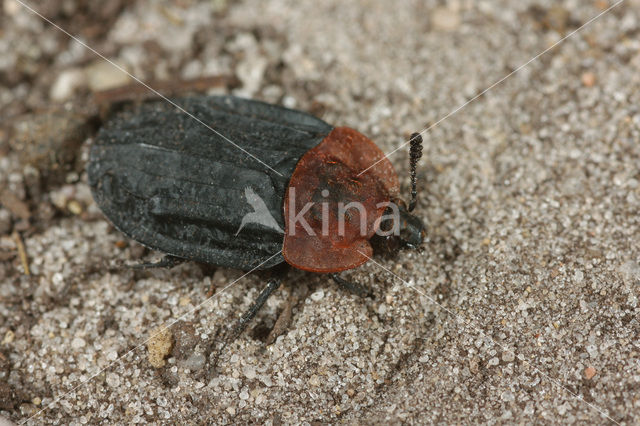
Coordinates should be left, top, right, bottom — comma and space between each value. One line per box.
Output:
1, 0, 640, 424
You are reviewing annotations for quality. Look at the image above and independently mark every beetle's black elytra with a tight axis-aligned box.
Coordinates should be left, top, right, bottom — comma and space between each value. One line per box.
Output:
89, 96, 332, 271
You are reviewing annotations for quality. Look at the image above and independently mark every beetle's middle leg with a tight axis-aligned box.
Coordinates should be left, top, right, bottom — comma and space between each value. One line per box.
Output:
211, 277, 282, 370
227, 278, 282, 343
330, 273, 373, 298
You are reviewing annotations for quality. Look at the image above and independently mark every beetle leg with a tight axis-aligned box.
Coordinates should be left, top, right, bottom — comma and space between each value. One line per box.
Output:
229, 278, 281, 341
213, 278, 282, 366
265, 283, 308, 345
130, 255, 184, 270
330, 273, 373, 298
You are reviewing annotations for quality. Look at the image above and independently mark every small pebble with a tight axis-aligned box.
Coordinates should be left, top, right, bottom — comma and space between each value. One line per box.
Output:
584, 366, 596, 380
310, 289, 325, 302
581, 72, 596, 88
377, 303, 387, 315
469, 358, 479, 374
106, 373, 121, 388
243, 365, 256, 380
619, 261, 640, 286
71, 337, 86, 350
50, 68, 86, 101
431, 7, 461, 32
308, 375, 321, 386
502, 351, 515, 362
501, 390, 515, 402
86, 60, 131, 92
147, 326, 173, 368
2, 330, 15, 345
181, 352, 206, 371
67, 200, 83, 215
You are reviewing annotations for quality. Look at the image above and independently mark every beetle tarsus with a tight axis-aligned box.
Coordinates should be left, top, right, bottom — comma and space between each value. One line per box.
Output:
408, 132, 423, 212
130, 255, 184, 270
330, 273, 373, 298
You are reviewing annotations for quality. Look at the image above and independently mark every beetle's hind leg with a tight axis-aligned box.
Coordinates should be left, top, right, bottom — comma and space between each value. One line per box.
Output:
130, 255, 184, 270
330, 273, 373, 298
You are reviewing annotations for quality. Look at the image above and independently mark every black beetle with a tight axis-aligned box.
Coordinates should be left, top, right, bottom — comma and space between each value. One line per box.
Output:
88, 95, 424, 353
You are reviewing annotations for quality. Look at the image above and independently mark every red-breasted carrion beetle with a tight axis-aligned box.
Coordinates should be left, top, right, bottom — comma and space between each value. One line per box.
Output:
88, 95, 424, 356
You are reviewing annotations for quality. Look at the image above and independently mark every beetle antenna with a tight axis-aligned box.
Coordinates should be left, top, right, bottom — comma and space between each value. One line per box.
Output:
408, 132, 423, 212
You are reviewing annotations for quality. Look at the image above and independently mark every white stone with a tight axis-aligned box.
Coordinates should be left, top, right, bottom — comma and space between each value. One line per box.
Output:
71, 337, 86, 350
106, 372, 120, 388
85, 60, 131, 92
310, 290, 325, 302
243, 365, 256, 380
50, 68, 86, 101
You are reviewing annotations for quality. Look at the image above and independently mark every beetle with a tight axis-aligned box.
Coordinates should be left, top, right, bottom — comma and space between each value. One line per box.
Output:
88, 95, 425, 353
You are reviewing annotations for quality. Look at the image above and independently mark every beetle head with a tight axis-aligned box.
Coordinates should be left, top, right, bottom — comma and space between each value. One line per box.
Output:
371, 200, 425, 256
371, 131, 426, 256
398, 202, 425, 249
